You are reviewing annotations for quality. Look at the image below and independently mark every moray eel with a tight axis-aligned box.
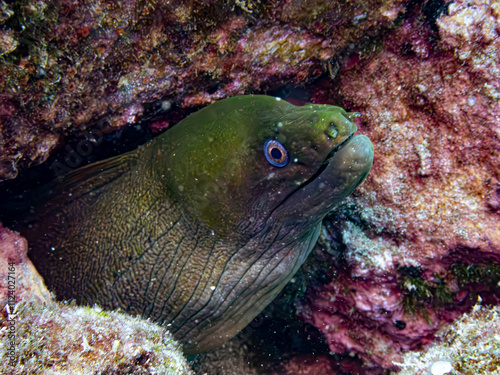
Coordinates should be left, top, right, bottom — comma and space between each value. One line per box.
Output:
23, 95, 373, 354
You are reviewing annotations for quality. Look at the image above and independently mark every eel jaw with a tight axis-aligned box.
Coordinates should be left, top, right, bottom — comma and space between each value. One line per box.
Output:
284, 130, 357, 197
306, 130, 357, 186
310, 133, 373, 207
272, 133, 373, 220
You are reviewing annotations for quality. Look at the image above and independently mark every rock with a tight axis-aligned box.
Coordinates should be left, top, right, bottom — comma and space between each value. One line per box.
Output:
0, 223, 51, 305
394, 302, 500, 374
298, 0, 500, 370
0, 0, 408, 181
0, 224, 192, 374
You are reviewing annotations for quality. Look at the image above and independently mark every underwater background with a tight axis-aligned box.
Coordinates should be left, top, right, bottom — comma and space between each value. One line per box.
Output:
0, 0, 499, 374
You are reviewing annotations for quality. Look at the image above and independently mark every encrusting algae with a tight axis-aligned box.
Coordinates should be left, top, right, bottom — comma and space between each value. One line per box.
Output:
393, 300, 500, 375
0, 300, 193, 375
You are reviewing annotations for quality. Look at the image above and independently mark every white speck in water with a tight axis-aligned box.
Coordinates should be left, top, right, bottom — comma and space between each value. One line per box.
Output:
293, 158, 298, 163
210, 285, 216, 290
194, 177, 198, 181
211, 230, 215, 236
467, 96, 476, 106
161, 100, 172, 111
318, 182, 325, 190
50, 247, 55, 251
430, 361, 453, 375
352, 13, 367, 24
277, 122, 283, 127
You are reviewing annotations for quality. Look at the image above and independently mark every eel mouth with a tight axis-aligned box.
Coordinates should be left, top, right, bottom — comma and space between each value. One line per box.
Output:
272, 132, 373, 219
326, 131, 355, 161
296, 130, 357, 192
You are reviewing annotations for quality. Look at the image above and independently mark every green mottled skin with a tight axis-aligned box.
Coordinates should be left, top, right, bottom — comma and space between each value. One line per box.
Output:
24, 95, 373, 354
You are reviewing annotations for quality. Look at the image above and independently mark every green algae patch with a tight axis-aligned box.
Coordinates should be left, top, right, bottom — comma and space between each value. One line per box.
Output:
398, 262, 500, 317
398, 266, 454, 316
451, 262, 500, 287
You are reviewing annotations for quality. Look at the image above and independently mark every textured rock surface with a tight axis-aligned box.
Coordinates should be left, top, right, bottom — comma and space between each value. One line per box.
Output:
298, 0, 500, 370
0, 224, 192, 374
0, 223, 51, 305
394, 303, 500, 374
0, 0, 408, 180
0, 302, 193, 375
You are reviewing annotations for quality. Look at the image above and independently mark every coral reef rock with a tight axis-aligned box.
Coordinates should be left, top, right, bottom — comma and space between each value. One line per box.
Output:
0, 224, 192, 375
0, 0, 409, 181
0, 302, 193, 375
393, 302, 500, 374
298, 0, 500, 370
0, 223, 51, 304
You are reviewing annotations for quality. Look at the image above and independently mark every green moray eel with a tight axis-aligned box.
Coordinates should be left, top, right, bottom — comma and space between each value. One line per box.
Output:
23, 95, 373, 354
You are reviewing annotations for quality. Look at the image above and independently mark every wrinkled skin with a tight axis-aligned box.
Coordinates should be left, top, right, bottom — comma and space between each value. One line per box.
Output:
23, 95, 373, 353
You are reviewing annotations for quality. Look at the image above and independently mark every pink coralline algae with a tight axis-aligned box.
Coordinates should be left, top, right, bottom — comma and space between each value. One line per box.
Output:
298, 0, 500, 370
0, 0, 408, 180
0, 223, 51, 306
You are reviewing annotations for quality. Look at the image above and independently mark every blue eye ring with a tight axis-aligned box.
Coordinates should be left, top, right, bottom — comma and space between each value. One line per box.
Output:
264, 139, 289, 167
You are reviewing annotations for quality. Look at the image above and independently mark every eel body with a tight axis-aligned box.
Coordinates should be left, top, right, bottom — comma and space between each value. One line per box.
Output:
23, 95, 374, 354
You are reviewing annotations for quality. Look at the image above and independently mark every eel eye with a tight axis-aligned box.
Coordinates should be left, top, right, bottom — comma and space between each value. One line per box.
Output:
264, 139, 289, 167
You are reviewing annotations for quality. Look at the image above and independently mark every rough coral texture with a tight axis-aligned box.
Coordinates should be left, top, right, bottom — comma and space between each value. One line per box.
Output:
298, 0, 500, 370
0, 224, 192, 375
0, 0, 408, 180
0, 223, 51, 305
393, 302, 500, 375
0, 302, 193, 375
